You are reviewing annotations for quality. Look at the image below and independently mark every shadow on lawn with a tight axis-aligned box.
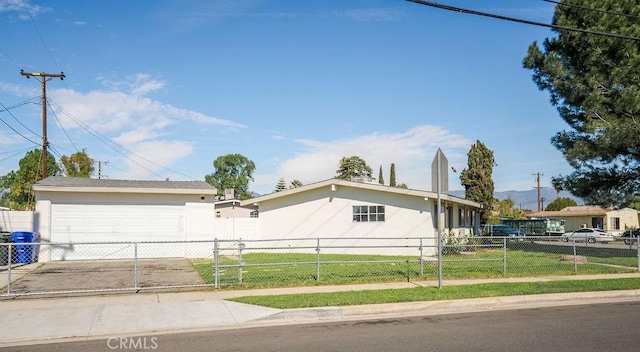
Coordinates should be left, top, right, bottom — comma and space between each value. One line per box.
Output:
507, 241, 638, 259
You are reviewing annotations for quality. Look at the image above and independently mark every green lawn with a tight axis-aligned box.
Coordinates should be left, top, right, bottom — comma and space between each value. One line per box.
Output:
190, 245, 639, 289
228, 278, 640, 309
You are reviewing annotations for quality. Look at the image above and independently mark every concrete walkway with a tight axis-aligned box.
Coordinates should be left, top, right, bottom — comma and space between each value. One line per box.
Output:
1, 273, 639, 347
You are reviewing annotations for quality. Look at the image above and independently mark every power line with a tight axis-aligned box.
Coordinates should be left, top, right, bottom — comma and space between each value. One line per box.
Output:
46, 99, 79, 153
0, 101, 41, 146
0, 147, 34, 163
0, 46, 21, 70
47, 99, 198, 180
19, 0, 65, 74
46, 100, 165, 179
0, 97, 41, 113
542, 0, 640, 22
406, 0, 640, 42
0, 97, 42, 137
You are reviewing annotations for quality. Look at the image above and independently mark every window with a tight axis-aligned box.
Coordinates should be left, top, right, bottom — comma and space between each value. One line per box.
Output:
353, 205, 385, 222
612, 217, 620, 230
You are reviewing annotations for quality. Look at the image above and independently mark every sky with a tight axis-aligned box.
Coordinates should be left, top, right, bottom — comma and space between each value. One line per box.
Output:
0, 0, 573, 196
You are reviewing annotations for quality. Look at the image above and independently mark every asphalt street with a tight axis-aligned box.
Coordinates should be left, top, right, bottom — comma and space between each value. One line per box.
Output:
1, 273, 639, 349
6, 301, 638, 352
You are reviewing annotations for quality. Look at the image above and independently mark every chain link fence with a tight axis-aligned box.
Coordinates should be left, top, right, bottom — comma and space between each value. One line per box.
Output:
1, 236, 638, 297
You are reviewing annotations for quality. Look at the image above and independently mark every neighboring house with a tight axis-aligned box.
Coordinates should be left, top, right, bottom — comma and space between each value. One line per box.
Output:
33, 176, 218, 260
215, 199, 258, 219
527, 206, 640, 235
240, 178, 483, 255
213, 199, 260, 241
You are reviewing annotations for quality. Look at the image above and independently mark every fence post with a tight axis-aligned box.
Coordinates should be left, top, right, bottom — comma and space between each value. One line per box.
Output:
316, 237, 321, 282
502, 238, 506, 276
7, 243, 12, 294
134, 242, 138, 289
636, 238, 639, 272
214, 238, 219, 289
238, 240, 245, 284
573, 239, 578, 273
419, 238, 424, 277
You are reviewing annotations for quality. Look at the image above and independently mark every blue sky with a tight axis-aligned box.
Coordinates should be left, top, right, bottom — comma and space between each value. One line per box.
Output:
0, 0, 572, 195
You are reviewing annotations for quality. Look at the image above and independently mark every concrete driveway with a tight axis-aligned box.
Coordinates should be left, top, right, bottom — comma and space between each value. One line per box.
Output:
2, 258, 208, 296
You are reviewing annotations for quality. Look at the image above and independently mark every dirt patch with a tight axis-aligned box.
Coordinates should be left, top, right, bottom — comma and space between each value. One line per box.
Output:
4, 258, 207, 295
560, 255, 588, 264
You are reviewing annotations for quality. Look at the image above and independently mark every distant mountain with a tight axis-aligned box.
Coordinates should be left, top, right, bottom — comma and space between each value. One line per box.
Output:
448, 187, 583, 211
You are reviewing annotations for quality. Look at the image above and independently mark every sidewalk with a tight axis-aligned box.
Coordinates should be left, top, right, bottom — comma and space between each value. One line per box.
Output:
1, 273, 639, 347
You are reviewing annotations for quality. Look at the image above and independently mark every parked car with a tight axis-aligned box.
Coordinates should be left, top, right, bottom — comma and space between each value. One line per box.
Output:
484, 224, 525, 237
621, 229, 640, 245
561, 228, 613, 244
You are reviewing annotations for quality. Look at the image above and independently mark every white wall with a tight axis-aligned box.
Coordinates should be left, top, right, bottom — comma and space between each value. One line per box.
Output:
0, 211, 37, 233
256, 185, 437, 255
213, 218, 260, 241
184, 202, 216, 258
605, 208, 639, 235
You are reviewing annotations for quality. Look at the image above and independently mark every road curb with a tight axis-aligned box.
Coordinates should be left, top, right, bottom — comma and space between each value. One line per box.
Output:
263, 290, 640, 322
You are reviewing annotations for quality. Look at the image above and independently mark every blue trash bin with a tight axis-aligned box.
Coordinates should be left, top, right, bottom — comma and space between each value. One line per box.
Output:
11, 232, 40, 264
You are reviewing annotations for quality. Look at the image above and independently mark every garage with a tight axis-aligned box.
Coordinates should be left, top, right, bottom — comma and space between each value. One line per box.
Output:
50, 204, 185, 243
33, 177, 218, 261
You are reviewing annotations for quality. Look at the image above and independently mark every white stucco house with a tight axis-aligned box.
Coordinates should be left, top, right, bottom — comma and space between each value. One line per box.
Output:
32, 177, 218, 260
20, 176, 483, 260
239, 178, 483, 255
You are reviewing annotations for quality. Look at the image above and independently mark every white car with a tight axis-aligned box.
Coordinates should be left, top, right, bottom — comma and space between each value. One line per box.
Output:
561, 228, 613, 244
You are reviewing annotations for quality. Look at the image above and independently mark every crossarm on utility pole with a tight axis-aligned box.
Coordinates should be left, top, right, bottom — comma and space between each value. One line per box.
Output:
20, 70, 65, 179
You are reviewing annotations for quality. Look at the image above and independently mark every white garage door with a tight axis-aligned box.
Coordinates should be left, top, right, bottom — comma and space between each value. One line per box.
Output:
50, 204, 184, 260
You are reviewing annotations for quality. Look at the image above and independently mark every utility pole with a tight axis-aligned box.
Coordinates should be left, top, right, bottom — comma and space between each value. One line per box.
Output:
532, 172, 543, 212
98, 161, 109, 179
20, 70, 65, 179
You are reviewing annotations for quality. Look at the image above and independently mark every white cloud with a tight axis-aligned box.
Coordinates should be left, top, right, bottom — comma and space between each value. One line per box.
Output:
0, 0, 51, 19
121, 140, 193, 178
1, 73, 246, 179
252, 125, 473, 194
50, 74, 245, 134
341, 7, 405, 22
0, 130, 25, 145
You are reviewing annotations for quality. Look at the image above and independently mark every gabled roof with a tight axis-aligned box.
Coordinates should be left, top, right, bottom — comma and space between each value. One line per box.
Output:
33, 176, 217, 195
240, 178, 483, 208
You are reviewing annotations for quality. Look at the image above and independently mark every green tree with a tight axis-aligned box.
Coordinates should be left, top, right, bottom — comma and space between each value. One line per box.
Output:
389, 163, 396, 187
396, 182, 408, 189
290, 179, 303, 189
494, 197, 526, 219
523, 0, 640, 208
336, 156, 372, 180
0, 149, 60, 210
204, 153, 255, 200
274, 177, 287, 192
545, 197, 578, 211
460, 141, 496, 223
60, 149, 95, 177
378, 165, 384, 185
628, 196, 640, 211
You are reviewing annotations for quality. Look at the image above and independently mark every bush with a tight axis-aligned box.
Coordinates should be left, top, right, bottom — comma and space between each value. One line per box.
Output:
442, 231, 470, 255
